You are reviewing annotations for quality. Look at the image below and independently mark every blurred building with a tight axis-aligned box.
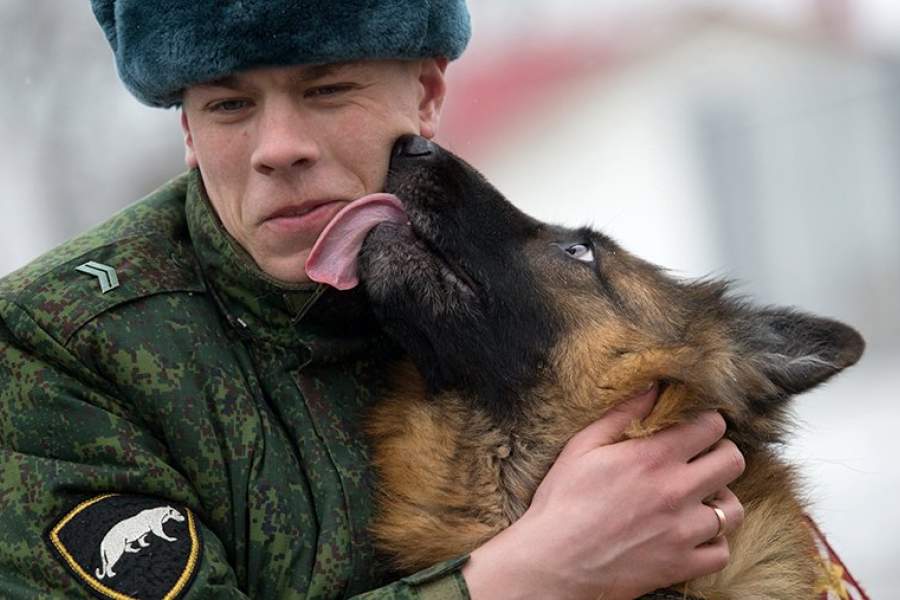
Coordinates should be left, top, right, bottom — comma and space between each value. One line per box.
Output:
440, 8, 900, 350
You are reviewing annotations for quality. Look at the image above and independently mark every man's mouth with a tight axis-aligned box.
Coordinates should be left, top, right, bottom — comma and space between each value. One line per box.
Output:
262, 200, 349, 235
265, 199, 345, 222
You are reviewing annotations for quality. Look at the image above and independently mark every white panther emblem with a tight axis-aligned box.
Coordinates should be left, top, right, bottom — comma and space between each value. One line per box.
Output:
94, 506, 185, 580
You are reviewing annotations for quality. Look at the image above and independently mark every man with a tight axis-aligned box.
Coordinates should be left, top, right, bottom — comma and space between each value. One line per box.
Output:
0, 2, 745, 599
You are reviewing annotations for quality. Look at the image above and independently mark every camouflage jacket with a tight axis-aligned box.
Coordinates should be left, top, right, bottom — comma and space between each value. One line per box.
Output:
0, 171, 469, 600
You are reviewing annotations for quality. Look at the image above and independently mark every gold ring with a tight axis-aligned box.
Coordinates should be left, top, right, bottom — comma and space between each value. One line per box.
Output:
710, 505, 726, 539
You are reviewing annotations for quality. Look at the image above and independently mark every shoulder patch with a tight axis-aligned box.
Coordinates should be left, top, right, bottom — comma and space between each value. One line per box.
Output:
46, 494, 202, 600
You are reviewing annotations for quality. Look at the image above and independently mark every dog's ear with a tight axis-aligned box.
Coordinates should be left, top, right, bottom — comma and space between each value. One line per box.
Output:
737, 307, 864, 397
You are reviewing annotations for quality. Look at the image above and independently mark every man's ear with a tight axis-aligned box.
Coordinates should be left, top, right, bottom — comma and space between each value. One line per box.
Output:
737, 307, 864, 397
416, 57, 448, 140
180, 109, 199, 169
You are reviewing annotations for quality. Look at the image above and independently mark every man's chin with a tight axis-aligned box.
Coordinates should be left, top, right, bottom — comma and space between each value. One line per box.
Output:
254, 251, 316, 286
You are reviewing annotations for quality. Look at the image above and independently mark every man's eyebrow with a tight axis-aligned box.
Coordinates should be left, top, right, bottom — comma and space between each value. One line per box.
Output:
193, 63, 352, 90
295, 62, 351, 83
194, 75, 243, 90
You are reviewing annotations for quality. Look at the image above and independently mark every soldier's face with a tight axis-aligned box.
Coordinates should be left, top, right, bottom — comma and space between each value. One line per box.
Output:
180, 59, 447, 283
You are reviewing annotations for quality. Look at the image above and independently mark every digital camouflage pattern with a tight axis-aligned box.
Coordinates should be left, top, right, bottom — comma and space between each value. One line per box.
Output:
0, 170, 470, 599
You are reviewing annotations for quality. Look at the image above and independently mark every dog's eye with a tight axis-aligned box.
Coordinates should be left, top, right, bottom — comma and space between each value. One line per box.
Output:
563, 243, 595, 264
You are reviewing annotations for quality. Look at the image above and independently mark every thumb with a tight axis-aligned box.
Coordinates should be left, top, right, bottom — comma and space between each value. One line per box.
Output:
558, 383, 658, 459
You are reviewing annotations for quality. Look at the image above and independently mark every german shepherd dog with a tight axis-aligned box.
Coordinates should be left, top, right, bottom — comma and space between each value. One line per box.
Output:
308, 135, 865, 599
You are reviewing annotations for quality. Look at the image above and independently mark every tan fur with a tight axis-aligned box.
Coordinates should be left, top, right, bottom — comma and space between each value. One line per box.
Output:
367, 257, 826, 599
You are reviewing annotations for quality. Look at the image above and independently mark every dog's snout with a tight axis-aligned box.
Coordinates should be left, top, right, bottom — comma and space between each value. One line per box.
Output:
392, 135, 435, 160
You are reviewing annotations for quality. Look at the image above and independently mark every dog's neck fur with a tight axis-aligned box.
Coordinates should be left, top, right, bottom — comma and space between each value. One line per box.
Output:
367, 343, 820, 599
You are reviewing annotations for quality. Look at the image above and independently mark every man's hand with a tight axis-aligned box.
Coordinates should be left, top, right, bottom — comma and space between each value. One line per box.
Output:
461, 385, 746, 600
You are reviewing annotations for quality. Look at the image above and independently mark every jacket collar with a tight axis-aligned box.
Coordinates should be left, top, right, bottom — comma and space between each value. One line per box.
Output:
185, 170, 384, 358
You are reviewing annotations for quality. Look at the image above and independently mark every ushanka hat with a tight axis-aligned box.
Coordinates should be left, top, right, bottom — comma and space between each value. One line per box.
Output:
90, 1, 472, 108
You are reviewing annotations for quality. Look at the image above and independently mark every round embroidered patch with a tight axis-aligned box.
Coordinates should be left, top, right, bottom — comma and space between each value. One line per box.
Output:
46, 494, 202, 600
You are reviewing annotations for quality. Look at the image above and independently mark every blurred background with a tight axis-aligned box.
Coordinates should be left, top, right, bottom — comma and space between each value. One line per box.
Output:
2, 0, 897, 596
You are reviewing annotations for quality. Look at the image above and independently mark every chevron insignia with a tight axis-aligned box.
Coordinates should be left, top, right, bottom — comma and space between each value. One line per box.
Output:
75, 261, 120, 294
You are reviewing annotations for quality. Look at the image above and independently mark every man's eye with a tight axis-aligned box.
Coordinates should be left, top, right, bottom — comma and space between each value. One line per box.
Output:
562, 243, 595, 264
208, 99, 249, 113
305, 84, 353, 98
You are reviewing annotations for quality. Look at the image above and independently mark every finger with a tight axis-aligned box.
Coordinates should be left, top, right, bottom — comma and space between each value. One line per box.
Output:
704, 488, 744, 539
681, 487, 744, 549
559, 383, 658, 459
656, 534, 731, 589
682, 535, 731, 581
646, 410, 727, 463
683, 438, 746, 501
684, 502, 726, 548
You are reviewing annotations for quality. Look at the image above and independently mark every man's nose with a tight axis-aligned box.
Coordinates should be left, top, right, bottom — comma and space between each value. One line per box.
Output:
251, 101, 320, 175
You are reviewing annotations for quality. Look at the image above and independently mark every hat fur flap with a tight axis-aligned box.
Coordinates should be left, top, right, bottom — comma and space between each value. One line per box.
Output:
90, 0, 471, 107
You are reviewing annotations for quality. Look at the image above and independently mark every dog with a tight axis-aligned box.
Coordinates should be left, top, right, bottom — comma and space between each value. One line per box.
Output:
307, 135, 865, 599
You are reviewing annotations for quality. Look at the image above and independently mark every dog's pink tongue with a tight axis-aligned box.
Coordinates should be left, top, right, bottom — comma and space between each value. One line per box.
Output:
305, 193, 406, 290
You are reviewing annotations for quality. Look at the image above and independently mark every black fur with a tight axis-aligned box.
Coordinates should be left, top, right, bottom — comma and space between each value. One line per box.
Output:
360, 135, 864, 433
359, 139, 562, 418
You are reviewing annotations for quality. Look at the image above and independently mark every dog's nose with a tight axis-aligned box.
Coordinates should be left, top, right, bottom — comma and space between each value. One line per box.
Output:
392, 135, 435, 159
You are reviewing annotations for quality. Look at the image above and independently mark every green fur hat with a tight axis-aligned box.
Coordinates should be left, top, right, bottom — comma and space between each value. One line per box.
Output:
90, 1, 471, 108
